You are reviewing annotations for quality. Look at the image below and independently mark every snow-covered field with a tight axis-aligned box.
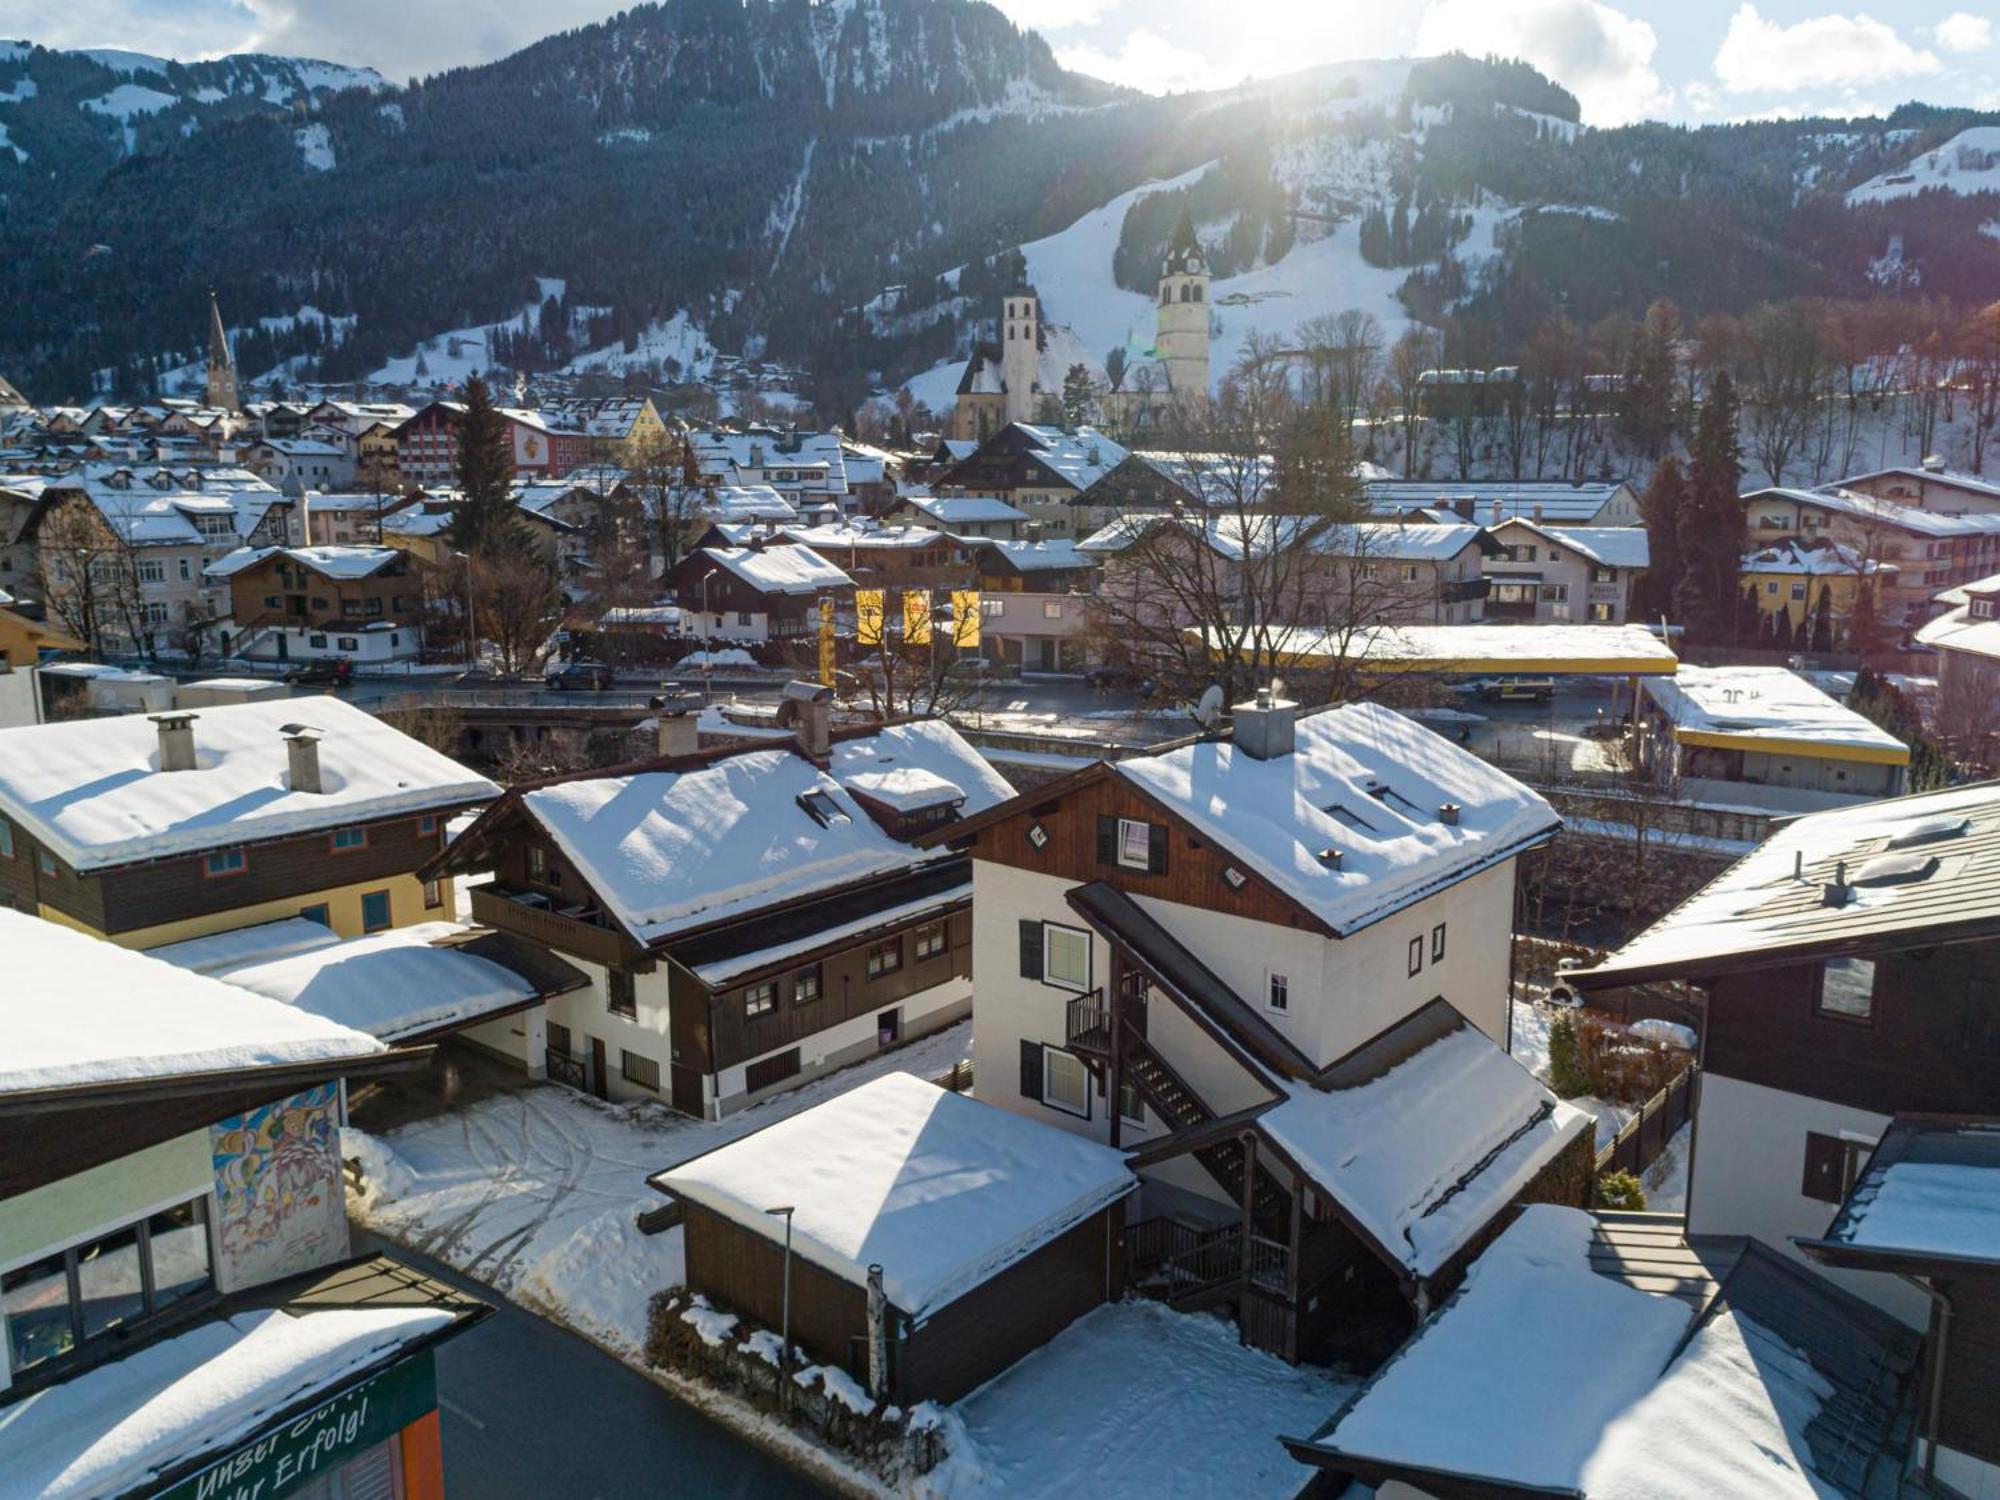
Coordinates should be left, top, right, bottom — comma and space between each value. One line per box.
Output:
1847, 125, 2000, 206
346, 1019, 976, 1356
918, 1300, 1354, 1500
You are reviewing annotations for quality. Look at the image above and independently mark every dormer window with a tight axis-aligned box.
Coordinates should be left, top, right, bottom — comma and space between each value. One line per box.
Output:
796, 789, 849, 828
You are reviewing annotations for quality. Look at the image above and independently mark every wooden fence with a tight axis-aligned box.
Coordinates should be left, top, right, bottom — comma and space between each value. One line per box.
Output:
1596, 1066, 1697, 1178
930, 1058, 974, 1095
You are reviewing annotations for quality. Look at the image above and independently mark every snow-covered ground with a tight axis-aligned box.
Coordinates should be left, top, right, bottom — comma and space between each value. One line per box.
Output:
346, 1019, 976, 1357
918, 1301, 1354, 1500
1847, 125, 2000, 206
1643, 1124, 1691, 1214
1510, 996, 1632, 1149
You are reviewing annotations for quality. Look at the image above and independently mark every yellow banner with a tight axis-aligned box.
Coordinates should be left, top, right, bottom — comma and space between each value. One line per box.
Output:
818, 597, 837, 685
951, 590, 981, 648
903, 590, 933, 646
856, 589, 885, 646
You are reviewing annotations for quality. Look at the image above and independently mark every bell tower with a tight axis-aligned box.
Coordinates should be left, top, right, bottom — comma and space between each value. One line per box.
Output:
1000, 285, 1040, 425
1155, 207, 1210, 406
204, 292, 239, 413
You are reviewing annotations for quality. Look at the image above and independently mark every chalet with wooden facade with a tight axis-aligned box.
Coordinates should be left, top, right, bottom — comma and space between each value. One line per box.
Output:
207, 543, 428, 665
966, 539, 1096, 672
429, 702, 1012, 1117
0, 911, 490, 1497
934, 424, 1128, 539
0, 697, 498, 949
661, 542, 851, 644
657, 1072, 1134, 1404
925, 695, 1590, 1360
1570, 783, 2000, 1497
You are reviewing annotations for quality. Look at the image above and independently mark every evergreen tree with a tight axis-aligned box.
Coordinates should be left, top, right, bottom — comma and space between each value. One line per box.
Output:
1547, 1012, 1591, 1098
1634, 455, 1687, 622
450, 374, 524, 556
1809, 589, 1834, 653
1847, 577, 1886, 655
1060, 363, 1096, 427
1736, 583, 1761, 644
1677, 370, 1745, 643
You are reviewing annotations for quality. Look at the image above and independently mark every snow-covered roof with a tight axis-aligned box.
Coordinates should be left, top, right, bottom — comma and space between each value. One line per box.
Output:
1012, 424, 1128, 492
1641, 666, 1908, 761
145, 915, 344, 975
1574, 782, 2000, 986
1915, 601, 2000, 662
974, 538, 1091, 573
1116, 702, 1560, 936
1316, 1207, 1692, 1488
199, 921, 542, 1043
781, 522, 945, 552
381, 506, 452, 538
1834, 1154, 2000, 1265
658, 1072, 1134, 1317
0, 1306, 452, 1500
1366, 479, 1628, 523
904, 493, 1027, 525
1210, 621, 1680, 674
839, 765, 966, 813
1836, 464, 2000, 503
0, 696, 498, 871
1741, 537, 1893, 577
1260, 1016, 1591, 1276
1750, 485, 2000, 538
690, 485, 799, 522
701, 543, 852, 595
1492, 517, 1650, 570
520, 719, 1012, 945
2, 908, 384, 1094
205, 544, 402, 581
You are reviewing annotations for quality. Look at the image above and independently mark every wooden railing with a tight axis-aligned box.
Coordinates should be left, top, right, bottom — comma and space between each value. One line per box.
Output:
545, 1048, 587, 1091
931, 1058, 975, 1095
1597, 1065, 1698, 1178
472, 884, 638, 969
1126, 1217, 1290, 1298
1064, 990, 1112, 1056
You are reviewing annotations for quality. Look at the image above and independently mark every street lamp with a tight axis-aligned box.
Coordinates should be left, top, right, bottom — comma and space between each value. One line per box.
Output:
766, 1205, 795, 1411
699, 567, 719, 704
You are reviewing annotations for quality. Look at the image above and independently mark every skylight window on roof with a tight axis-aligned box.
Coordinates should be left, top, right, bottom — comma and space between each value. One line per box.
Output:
795, 789, 849, 828
1324, 803, 1377, 833
1853, 852, 1940, 887
1886, 815, 1971, 850
1364, 781, 1425, 818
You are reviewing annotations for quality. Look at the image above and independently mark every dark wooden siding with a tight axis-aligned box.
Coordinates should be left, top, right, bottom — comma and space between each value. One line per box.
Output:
967, 775, 1326, 933
895, 1205, 1122, 1405
10, 828, 107, 930
0, 815, 34, 911
680, 1199, 1122, 1407
1702, 946, 2000, 1116
89, 813, 447, 935
1940, 1276, 2000, 1465
700, 907, 971, 1073
681, 1201, 870, 1375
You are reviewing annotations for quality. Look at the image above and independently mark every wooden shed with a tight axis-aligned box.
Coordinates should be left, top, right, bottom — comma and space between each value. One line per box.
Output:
656, 1072, 1135, 1405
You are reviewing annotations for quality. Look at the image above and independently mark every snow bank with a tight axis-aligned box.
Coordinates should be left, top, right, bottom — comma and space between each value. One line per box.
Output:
339, 1125, 418, 1211
515, 1198, 683, 1358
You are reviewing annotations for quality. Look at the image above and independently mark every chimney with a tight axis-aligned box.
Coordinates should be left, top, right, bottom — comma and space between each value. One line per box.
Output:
650, 692, 700, 758
1439, 802, 1461, 825
1531, 503, 1543, 522
281, 723, 325, 794
150, 712, 199, 772
1821, 859, 1850, 908
783, 679, 833, 761
1232, 687, 1297, 761
1922, 454, 1945, 473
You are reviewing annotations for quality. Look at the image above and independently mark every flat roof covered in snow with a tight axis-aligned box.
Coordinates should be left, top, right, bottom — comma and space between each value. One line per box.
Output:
3, 907, 385, 1095
1641, 665, 1909, 765
1202, 622, 1679, 676
1115, 702, 1561, 936
657, 1072, 1135, 1317
1802, 1117, 2000, 1272
0, 695, 498, 871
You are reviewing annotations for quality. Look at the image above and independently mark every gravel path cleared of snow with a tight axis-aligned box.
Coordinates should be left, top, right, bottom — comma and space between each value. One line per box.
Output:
916, 1300, 1355, 1500
346, 1019, 976, 1354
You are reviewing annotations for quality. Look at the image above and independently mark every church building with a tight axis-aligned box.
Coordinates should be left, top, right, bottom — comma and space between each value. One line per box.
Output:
948, 207, 1212, 443
205, 291, 240, 413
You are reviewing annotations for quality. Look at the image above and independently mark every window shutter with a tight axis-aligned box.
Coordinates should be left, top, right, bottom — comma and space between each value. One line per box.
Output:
1018, 919, 1044, 979
1801, 1131, 1846, 1204
1019, 1039, 1045, 1102
1147, 822, 1169, 874
1096, 815, 1117, 866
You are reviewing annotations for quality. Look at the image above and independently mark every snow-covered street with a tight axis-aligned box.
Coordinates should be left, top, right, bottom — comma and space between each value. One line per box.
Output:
918, 1300, 1356, 1500
345, 1019, 976, 1357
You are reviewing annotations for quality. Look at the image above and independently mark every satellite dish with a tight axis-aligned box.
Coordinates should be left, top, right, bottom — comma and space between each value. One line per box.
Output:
1195, 683, 1224, 728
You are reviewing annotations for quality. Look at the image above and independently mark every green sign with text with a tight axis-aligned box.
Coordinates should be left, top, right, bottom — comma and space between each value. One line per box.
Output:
160, 1348, 436, 1500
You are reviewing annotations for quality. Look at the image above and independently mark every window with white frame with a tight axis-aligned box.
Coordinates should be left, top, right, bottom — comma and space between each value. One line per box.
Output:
1268, 973, 1289, 1012
1045, 924, 1091, 989
1042, 1048, 1090, 1118
915, 924, 947, 962
745, 980, 778, 1016
1116, 817, 1151, 870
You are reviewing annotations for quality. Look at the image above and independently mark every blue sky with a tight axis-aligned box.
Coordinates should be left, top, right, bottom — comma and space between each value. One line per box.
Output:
2, 0, 1995, 125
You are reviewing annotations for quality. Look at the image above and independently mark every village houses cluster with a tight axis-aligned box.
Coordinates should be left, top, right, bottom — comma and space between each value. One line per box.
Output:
1, 255, 1998, 1498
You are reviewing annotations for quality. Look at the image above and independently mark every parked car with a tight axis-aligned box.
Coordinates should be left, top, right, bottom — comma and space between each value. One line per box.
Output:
547, 660, 616, 691
284, 658, 354, 687
1476, 676, 1555, 703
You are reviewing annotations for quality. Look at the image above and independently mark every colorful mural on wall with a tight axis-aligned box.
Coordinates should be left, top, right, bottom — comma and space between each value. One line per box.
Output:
209, 1083, 348, 1292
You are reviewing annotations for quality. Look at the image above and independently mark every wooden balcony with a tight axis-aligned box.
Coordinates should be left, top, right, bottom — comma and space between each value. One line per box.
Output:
1064, 989, 1112, 1057
471, 883, 641, 969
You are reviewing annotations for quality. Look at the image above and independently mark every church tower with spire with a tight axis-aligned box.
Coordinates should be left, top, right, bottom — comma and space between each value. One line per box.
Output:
205, 292, 240, 413
1155, 206, 1210, 406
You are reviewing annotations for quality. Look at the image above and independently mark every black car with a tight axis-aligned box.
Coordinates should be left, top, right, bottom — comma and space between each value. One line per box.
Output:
547, 661, 616, 691
284, 658, 354, 687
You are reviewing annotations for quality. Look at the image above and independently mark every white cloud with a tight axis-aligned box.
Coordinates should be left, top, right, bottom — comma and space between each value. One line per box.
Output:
1413, 0, 1671, 126
1056, 28, 1219, 94
988, 0, 1127, 30
1933, 12, 1993, 55
1713, 4, 1941, 94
